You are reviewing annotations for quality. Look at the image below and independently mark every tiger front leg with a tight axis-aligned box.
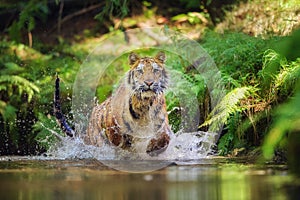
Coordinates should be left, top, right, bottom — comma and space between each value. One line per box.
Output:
146, 132, 170, 156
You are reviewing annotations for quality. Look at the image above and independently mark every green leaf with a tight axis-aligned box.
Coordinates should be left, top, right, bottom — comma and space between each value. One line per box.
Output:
171, 14, 188, 22
1, 62, 24, 75
200, 87, 254, 131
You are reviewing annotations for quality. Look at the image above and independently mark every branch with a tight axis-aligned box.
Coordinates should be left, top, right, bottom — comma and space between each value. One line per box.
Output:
50, 2, 105, 34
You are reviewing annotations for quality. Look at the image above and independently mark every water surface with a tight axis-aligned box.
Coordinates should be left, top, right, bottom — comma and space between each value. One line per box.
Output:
0, 157, 298, 200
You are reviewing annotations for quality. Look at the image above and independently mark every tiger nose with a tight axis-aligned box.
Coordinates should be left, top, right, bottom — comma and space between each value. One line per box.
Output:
144, 80, 154, 86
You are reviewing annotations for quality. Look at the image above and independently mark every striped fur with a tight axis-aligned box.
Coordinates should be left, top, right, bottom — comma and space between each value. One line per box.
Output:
55, 52, 172, 156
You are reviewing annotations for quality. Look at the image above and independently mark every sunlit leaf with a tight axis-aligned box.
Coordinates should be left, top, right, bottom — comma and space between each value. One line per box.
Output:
200, 87, 254, 131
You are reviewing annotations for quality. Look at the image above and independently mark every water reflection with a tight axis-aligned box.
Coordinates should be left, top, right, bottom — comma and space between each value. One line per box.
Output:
0, 158, 298, 200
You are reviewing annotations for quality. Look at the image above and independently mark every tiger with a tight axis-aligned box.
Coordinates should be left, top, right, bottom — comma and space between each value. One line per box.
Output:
54, 51, 172, 156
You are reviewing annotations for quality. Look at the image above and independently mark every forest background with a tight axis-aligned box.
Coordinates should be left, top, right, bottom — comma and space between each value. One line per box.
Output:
0, 0, 299, 173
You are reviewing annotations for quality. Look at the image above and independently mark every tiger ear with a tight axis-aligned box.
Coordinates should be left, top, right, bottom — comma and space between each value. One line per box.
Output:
155, 51, 166, 64
129, 52, 140, 65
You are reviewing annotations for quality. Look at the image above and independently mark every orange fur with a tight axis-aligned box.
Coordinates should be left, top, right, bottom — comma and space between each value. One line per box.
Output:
85, 52, 172, 156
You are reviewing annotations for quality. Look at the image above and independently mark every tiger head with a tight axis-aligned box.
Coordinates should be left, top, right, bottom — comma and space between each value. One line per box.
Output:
127, 51, 168, 98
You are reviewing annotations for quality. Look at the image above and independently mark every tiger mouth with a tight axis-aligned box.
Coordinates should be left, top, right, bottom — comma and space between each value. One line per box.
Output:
142, 89, 155, 95
139, 85, 156, 93
142, 87, 154, 92
141, 88, 161, 95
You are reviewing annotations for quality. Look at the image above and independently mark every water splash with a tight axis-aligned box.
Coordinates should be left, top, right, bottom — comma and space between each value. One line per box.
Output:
45, 129, 218, 172
163, 131, 218, 160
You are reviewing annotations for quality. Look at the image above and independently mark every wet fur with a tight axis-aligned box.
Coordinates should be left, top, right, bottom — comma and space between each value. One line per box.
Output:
55, 52, 172, 156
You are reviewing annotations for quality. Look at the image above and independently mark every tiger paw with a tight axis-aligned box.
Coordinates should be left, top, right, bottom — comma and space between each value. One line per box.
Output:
146, 133, 170, 156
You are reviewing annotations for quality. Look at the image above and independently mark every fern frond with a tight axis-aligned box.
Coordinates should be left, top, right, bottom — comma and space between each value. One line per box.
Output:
0, 75, 40, 102
199, 87, 254, 131
259, 49, 287, 87
262, 49, 286, 69
274, 59, 300, 92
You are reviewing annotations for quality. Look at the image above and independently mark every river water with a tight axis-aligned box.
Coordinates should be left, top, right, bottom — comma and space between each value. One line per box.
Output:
0, 156, 298, 200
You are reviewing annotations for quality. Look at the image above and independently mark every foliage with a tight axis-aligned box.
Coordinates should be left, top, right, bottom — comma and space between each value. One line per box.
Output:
166, 71, 207, 133
33, 113, 64, 150
260, 29, 300, 160
199, 32, 271, 152
201, 31, 275, 82
0, 41, 79, 155
216, 0, 300, 37
172, 12, 209, 25
0, 73, 39, 153
273, 28, 300, 61
8, 0, 49, 43
199, 87, 254, 131
177, 0, 242, 24
0, 75, 40, 102
94, 0, 129, 22
199, 30, 300, 155
217, 129, 234, 156
5, 0, 131, 43
260, 49, 300, 102
262, 83, 300, 159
